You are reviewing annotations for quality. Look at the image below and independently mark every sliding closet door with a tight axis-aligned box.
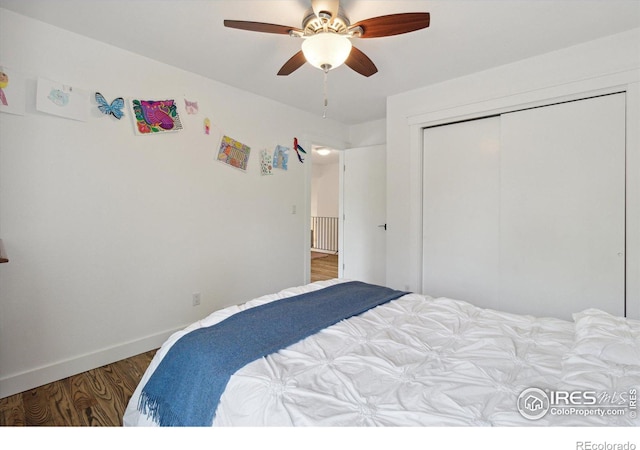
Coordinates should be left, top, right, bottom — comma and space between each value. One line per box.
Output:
422, 116, 501, 306
422, 93, 625, 319
499, 94, 625, 318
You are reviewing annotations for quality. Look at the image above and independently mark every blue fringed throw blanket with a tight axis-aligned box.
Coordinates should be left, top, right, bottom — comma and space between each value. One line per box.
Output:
138, 281, 408, 426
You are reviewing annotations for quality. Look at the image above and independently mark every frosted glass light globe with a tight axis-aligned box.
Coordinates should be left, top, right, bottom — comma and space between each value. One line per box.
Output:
302, 33, 352, 71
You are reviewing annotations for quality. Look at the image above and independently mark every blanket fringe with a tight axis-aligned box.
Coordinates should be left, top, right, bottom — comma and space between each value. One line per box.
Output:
138, 391, 182, 427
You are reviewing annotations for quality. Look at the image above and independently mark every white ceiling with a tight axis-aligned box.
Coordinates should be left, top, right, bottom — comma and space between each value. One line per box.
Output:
1, 0, 639, 125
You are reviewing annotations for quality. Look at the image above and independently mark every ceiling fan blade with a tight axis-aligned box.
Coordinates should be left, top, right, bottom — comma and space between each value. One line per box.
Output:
277, 51, 307, 76
345, 46, 378, 77
223, 20, 301, 35
312, 0, 340, 19
350, 12, 430, 38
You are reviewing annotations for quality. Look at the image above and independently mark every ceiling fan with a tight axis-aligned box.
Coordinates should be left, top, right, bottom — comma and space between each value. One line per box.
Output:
223, 0, 431, 77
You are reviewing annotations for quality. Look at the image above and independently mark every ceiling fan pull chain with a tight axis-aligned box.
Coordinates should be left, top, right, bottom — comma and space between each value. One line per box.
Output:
323, 68, 328, 119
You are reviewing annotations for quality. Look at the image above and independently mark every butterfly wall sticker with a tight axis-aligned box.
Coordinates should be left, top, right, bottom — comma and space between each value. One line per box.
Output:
95, 92, 124, 119
184, 99, 198, 115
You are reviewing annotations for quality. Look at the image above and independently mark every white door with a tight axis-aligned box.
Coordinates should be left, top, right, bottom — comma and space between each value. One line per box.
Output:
422, 94, 625, 320
341, 145, 386, 285
422, 116, 501, 306
499, 94, 625, 318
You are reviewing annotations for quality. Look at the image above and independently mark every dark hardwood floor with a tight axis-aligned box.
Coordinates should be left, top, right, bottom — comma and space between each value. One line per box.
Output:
0, 349, 156, 426
0, 253, 339, 427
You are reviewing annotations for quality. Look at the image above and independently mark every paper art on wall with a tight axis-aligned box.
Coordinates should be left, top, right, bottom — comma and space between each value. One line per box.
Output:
0, 71, 7, 106
217, 135, 250, 171
131, 99, 183, 135
272, 145, 289, 170
293, 137, 307, 163
95, 92, 124, 119
204, 117, 211, 135
260, 149, 273, 176
48, 89, 69, 106
36, 77, 89, 121
184, 99, 198, 114
0, 66, 26, 116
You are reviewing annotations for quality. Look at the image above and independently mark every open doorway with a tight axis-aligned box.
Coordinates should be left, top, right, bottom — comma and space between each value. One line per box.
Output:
310, 146, 339, 282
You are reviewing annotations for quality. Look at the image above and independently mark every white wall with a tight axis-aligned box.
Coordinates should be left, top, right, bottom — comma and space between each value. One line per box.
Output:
311, 162, 339, 218
0, 9, 349, 397
387, 28, 640, 319
349, 119, 386, 147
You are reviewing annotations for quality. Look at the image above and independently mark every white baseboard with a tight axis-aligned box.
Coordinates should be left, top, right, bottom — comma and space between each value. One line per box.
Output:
0, 326, 184, 399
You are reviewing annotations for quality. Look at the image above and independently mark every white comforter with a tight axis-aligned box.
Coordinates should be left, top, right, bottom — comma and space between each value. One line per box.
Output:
124, 279, 640, 426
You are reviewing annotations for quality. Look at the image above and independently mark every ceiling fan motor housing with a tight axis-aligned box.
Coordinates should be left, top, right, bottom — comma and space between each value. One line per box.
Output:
302, 7, 350, 35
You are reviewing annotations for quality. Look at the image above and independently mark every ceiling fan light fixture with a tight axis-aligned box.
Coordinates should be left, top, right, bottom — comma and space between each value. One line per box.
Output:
302, 32, 352, 71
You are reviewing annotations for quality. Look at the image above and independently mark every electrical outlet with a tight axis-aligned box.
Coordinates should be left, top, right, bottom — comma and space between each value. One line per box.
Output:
192, 292, 201, 306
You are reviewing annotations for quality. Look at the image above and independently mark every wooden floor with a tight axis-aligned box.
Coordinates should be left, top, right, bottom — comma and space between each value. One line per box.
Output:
0, 349, 156, 426
0, 253, 339, 427
310, 253, 339, 282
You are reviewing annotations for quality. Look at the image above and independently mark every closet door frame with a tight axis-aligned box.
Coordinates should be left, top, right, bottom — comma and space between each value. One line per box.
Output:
408, 76, 640, 319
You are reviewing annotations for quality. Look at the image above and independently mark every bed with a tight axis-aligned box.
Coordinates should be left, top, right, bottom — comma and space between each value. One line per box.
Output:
123, 279, 640, 426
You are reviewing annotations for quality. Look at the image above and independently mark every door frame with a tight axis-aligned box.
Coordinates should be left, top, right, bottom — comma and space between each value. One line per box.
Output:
338, 150, 344, 278
302, 134, 348, 284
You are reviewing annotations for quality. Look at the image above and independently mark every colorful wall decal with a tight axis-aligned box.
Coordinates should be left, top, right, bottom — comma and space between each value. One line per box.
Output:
36, 77, 89, 121
95, 92, 124, 119
217, 135, 250, 171
184, 99, 198, 114
130, 99, 183, 135
272, 145, 289, 170
260, 149, 273, 176
0, 66, 26, 116
0, 71, 7, 106
204, 117, 211, 135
